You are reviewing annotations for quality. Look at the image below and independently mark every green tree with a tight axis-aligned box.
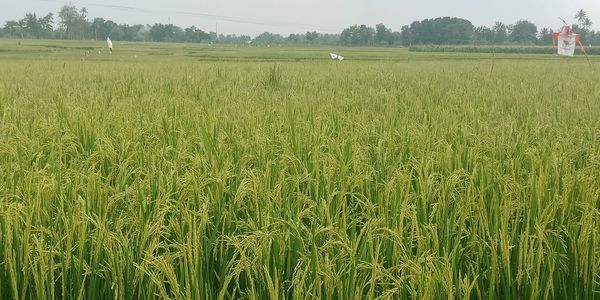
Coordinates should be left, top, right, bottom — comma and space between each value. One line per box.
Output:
311, 33, 340, 45
473, 26, 494, 44
493, 22, 507, 43
286, 33, 306, 44
3, 20, 24, 38
150, 24, 168, 42
184, 26, 209, 43
582, 18, 593, 31
340, 24, 375, 46
151, 24, 164, 41
58, 5, 89, 39
217, 34, 250, 44
2, 13, 53, 39
574, 10, 593, 44
306, 31, 319, 42
39, 13, 54, 37
510, 20, 537, 43
340, 25, 358, 45
358, 25, 375, 45
375, 23, 394, 46
90, 18, 109, 40
400, 25, 411, 45
21, 13, 42, 38
575, 9, 588, 27
537, 28, 553, 45
400, 17, 473, 45
253, 32, 284, 45
119, 24, 147, 41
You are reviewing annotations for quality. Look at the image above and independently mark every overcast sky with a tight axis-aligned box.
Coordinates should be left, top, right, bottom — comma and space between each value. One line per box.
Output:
2, 0, 600, 36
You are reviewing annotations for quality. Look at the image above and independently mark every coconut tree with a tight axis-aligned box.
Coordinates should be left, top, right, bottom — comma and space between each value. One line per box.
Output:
575, 9, 588, 27
583, 17, 593, 31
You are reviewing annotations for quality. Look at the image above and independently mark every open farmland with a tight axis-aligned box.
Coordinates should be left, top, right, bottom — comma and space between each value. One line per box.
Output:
0, 39, 599, 299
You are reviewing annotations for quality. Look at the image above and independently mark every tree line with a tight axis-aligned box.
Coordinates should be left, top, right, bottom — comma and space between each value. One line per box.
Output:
2, 5, 599, 46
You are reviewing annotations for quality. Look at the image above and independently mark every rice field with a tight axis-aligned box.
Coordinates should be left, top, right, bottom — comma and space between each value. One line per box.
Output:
0, 39, 599, 299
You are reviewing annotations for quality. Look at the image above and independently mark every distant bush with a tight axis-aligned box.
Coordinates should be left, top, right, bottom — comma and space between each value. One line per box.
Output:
409, 45, 600, 55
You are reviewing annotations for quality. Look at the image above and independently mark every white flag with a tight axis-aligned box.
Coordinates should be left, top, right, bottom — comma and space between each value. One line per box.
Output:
557, 34, 577, 56
107, 37, 113, 53
329, 53, 344, 61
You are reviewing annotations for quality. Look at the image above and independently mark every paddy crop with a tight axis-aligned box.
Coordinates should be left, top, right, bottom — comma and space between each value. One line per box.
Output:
0, 39, 599, 299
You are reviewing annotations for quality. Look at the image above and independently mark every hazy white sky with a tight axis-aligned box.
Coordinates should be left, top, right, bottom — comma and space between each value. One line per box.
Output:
2, 0, 600, 36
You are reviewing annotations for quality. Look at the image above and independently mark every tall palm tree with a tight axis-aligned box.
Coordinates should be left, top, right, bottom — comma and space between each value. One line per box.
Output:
575, 9, 588, 27
583, 17, 593, 31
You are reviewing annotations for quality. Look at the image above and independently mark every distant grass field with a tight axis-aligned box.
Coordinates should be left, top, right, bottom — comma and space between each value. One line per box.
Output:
0, 38, 599, 299
409, 45, 600, 55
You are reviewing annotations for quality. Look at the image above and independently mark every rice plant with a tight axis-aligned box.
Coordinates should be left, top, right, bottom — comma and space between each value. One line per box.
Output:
0, 40, 599, 299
